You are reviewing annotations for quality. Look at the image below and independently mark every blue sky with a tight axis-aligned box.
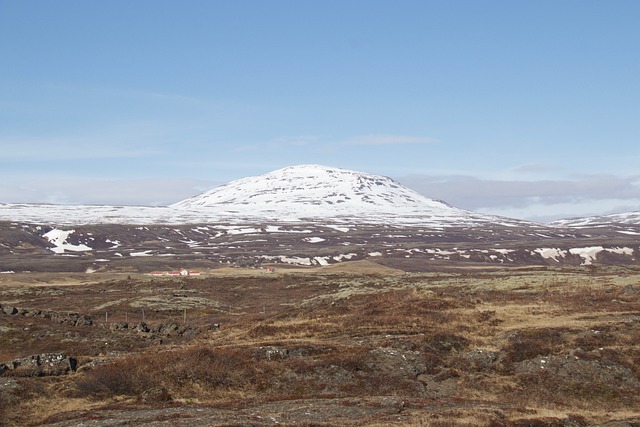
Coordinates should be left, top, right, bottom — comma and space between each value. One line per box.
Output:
1, 0, 639, 221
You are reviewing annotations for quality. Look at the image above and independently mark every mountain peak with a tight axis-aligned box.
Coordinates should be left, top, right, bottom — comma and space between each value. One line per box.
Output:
167, 164, 529, 226
0, 165, 530, 226
171, 164, 452, 216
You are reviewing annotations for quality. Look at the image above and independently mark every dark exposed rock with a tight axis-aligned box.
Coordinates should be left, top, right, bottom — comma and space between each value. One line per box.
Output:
256, 346, 291, 361
74, 315, 93, 326
514, 352, 640, 388
2, 306, 17, 315
364, 348, 427, 379
1, 305, 94, 326
135, 322, 150, 333
164, 321, 181, 335
109, 322, 128, 330
460, 349, 500, 371
8, 353, 78, 376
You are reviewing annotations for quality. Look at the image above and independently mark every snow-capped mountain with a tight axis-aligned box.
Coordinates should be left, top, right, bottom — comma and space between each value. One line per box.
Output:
172, 164, 447, 212
1, 165, 639, 271
170, 164, 527, 226
0, 165, 529, 227
551, 211, 640, 227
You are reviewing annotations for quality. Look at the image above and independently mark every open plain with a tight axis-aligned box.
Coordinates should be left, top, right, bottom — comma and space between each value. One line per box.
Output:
1, 262, 639, 426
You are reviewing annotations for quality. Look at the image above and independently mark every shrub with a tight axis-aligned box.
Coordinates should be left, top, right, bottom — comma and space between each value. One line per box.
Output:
74, 346, 277, 400
75, 357, 157, 396
422, 332, 469, 355
501, 328, 567, 367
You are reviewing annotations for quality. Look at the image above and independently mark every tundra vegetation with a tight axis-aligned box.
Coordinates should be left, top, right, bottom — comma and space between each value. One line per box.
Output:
0, 263, 639, 426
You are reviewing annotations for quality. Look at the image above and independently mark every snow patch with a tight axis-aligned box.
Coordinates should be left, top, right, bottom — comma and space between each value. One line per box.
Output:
569, 247, 604, 265
130, 250, 153, 257
333, 253, 357, 261
534, 248, 567, 262
43, 229, 92, 254
314, 256, 330, 266
326, 225, 350, 232
305, 237, 326, 243
566, 246, 633, 265
278, 256, 312, 265
494, 249, 515, 255
608, 247, 634, 255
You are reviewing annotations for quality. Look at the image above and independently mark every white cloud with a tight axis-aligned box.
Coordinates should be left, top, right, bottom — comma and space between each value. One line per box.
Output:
398, 173, 640, 222
476, 199, 640, 224
3, 167, 639, 223
510, 163, 563, 174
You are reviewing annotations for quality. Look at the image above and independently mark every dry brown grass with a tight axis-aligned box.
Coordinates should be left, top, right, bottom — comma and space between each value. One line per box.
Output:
1, 266, 640, 425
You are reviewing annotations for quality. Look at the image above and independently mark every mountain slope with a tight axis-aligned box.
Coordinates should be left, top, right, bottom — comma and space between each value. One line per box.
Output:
0, 164, 528, 227
1, 165, 639, 271
551, 211, 640, 227
172, 164, 451, 213
171, 164, 528, 226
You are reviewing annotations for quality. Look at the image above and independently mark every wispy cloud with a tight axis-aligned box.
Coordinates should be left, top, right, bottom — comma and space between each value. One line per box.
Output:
345, 134, 436, 146
510, 163, 563, 174
0, 137, 158, 161
233, 136, 323, 153
398, 173, 640, 222
0, 178, 218, 206
0, 121, 174, 161
267, 135, 322, 148
43, 82, 209, 106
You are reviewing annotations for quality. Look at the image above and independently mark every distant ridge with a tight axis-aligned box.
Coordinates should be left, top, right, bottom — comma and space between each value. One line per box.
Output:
173, 165, 463, 215
1, 165, 639, 270
0, 165, 528, 226
551, 210, 640, 227
170, 164, 528, 226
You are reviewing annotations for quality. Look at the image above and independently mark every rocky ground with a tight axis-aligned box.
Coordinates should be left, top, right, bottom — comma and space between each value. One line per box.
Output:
2, 220, 640, 274
1, 264, 640, 426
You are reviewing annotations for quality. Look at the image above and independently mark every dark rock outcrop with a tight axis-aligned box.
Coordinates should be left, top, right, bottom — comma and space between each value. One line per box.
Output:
5, 353, 78, 377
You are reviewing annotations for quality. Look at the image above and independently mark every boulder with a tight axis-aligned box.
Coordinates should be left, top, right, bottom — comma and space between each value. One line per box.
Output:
75, 315, 93, 326
135, 322, 150, 333
2, 306, 17, 316
109, 322, 128, 331
9, 353, 78, 376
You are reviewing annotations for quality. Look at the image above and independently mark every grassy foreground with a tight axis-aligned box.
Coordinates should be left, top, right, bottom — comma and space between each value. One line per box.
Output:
1, 264, 639, 426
